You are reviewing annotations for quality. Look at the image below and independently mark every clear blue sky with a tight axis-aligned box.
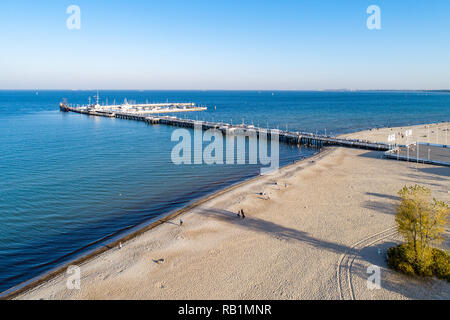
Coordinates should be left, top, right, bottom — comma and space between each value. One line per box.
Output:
1, 0, 449, 90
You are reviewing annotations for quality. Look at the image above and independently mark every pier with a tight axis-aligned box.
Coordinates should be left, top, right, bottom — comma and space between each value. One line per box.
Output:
384, 143, 450, 167
60, 100, 207, 115
95, 102, 207, 114
61, 103, 391, 151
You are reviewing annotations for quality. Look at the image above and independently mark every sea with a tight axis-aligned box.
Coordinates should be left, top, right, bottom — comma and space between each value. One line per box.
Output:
0, 90, 449, 293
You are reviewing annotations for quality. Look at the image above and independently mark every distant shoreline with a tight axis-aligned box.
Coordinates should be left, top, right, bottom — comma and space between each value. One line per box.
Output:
1, 89, 450, 92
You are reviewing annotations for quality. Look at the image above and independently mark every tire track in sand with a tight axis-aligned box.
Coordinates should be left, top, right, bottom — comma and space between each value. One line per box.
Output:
337, 227, 397, 300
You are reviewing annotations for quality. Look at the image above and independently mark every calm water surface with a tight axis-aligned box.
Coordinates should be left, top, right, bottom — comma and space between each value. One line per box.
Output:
0, 90, 449, 293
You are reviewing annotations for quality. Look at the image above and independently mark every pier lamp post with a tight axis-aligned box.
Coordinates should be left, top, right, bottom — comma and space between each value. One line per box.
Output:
416, 142, 419, 169
446, 124, 448, 145
388, 134, 395, 150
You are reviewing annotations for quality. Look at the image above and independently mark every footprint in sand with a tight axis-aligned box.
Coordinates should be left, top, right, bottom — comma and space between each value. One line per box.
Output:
209, 249, 219, 256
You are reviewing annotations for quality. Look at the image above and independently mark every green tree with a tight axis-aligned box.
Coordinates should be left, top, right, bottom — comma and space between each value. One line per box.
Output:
395, 185, 449, 274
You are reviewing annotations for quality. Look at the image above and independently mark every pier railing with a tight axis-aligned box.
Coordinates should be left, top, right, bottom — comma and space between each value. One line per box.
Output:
62, 105, 390, 151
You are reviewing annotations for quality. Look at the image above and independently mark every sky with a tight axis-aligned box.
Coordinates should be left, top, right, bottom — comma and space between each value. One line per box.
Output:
0, 0, 449, 90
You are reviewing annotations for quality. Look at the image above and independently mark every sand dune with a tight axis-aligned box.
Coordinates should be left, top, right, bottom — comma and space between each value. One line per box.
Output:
16, 126, 450, 300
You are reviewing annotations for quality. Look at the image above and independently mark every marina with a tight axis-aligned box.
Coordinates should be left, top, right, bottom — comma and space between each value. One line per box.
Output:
60, 99, 207, 115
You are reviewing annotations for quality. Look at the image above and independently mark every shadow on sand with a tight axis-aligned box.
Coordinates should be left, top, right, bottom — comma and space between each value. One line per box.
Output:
366, 192, 401, 201
199, 208, 350, 255
197, 207, 449, 299
417, 166, 450, 178
357, 151, 385, 160
362, 200, 397, 216
350, 242, 450, 300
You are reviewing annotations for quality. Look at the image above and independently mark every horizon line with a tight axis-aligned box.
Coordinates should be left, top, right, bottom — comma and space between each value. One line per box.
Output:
1, 89, 449, 92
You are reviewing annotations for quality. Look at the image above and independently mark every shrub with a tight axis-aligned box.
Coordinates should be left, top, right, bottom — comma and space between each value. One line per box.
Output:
398, 261, 416, 276
431, 248, 450, 282
387, 244, 450, 281
387, 244, 416, 276
389, 185, 450, 278
388, 185, 450, 281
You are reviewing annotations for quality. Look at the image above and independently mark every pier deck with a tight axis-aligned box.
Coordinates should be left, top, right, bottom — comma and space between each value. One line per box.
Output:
384, 143, 450, 166
62, 104, 391, 152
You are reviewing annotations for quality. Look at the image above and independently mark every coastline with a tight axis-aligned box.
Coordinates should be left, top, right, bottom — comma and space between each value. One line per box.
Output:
1, 149, 325, 300
7, 122, 450, 300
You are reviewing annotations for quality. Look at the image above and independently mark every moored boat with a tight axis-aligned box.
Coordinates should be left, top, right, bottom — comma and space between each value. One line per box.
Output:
59, 102, 70, 112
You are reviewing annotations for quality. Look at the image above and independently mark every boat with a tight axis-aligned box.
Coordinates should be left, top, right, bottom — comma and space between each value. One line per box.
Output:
59, 102, 70, 112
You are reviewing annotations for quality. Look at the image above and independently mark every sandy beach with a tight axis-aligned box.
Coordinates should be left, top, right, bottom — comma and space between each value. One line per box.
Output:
14, 123, 450, 300
341, 122, 450, 145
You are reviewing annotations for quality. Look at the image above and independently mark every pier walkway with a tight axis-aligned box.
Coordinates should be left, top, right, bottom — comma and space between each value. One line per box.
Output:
64, 105, 391, 151
384, 143, 450, 167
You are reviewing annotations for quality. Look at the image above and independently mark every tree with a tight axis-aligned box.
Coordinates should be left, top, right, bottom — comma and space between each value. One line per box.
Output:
395, 185, 449, 274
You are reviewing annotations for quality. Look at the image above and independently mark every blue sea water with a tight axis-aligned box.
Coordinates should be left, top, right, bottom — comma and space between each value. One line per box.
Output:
0, 90, 449, 293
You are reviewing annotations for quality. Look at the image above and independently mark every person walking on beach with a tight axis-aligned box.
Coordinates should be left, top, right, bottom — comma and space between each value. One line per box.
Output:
241, 209, 245, 219
237, 210, 241, 218
179, 219, 183, 226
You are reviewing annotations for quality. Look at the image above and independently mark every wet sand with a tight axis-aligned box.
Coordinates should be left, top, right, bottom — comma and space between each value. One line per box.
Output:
15, 125, 450, 300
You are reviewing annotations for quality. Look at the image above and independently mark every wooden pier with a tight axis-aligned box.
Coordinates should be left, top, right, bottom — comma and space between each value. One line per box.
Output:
62, 105, 390, 151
